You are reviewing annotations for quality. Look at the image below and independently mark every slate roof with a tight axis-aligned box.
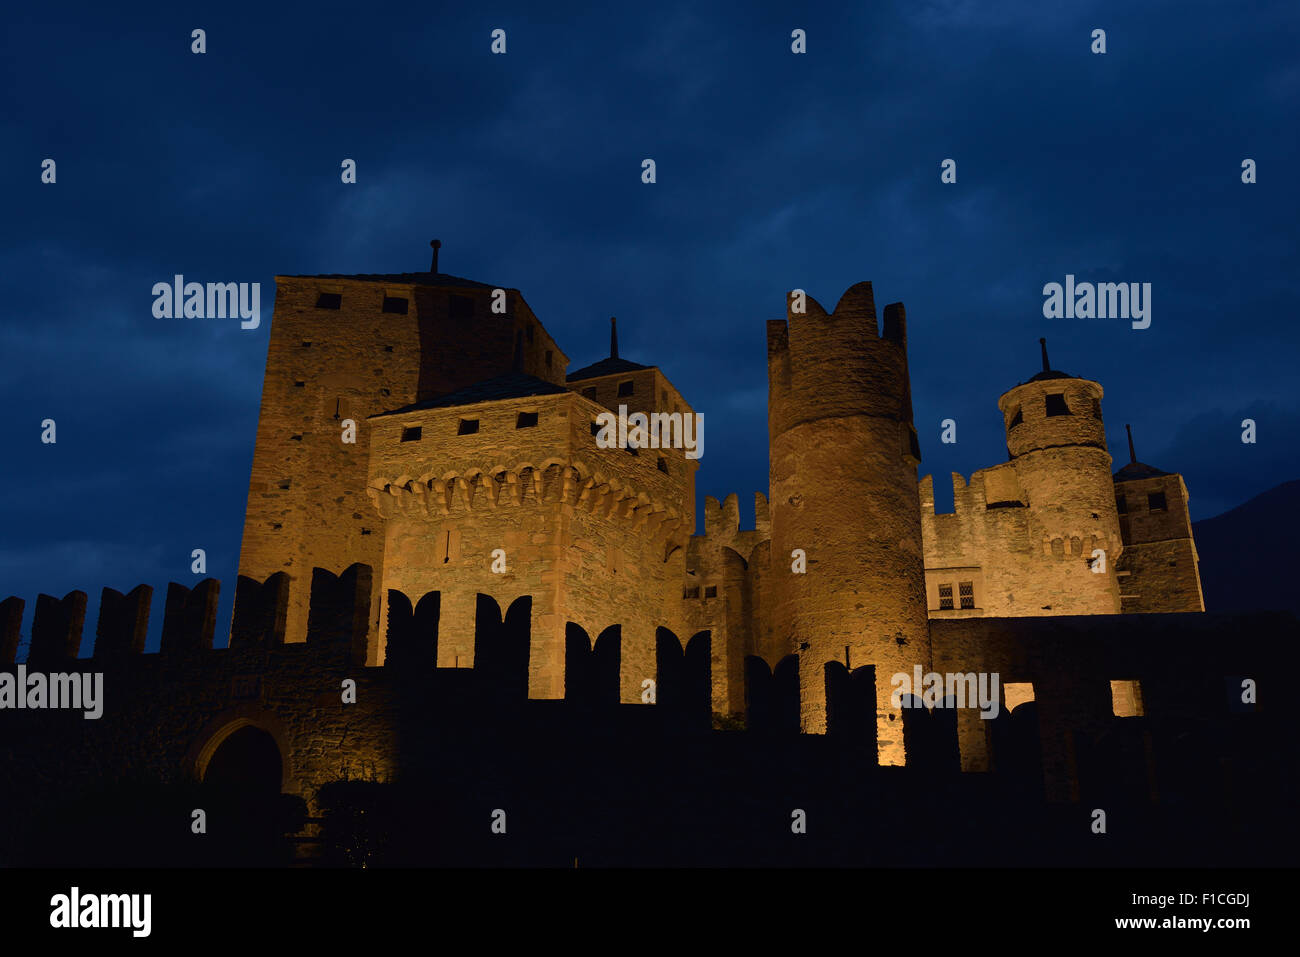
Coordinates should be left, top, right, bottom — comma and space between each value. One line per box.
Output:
282, 271, 498, 290
1027, 368, 1074, 382
1114, 461, 1171, 482
567, 356, 653, 381
371, 373, 570, 417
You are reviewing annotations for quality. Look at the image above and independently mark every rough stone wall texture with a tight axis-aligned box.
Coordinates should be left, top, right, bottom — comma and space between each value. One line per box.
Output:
682, 493, 769, 717
0, 575, 402, 833
1116, 473, 1204, 613
767, 283, 929, 763
235, 277, 566, 662
566, 368, 691, 422
367, 390, 693, 702
231, 268, 1205, 764
920, 375, 1126, 620
1118, 540, 1204, 614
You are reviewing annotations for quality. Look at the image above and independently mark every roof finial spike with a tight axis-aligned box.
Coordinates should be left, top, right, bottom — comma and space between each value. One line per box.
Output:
429, 239, 441, 273
610, 317, 619, 360
1126, 423, 1137, 464
1039, 337, 1050, 373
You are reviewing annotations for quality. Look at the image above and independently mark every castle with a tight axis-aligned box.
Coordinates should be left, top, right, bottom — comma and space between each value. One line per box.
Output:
234, 242, 1204, 761
2, 243, 1289, 866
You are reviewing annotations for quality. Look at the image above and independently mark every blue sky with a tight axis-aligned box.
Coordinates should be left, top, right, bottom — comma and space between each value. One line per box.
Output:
1, 0, 1296, 649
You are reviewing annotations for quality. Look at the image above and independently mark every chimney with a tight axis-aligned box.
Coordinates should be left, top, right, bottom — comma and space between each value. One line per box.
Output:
1126, 424, 1137, 464
610, 317, 619, 360
1039, 337, 1050, 373
429, 239, 441, 273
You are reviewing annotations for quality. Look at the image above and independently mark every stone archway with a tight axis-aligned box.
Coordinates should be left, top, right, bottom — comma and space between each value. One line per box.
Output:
187, 705, 294, 792
202, 725, 283, 798
187, 709, 297, 864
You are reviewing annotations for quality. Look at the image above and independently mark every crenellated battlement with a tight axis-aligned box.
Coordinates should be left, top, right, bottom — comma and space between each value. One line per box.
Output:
1, 569, 374, 670
776, 281, 908, 344
919, 471, 995, 516
1, 566, 516, 674
767, 282, 915, 438
367, 459, 690, 547
921, 468, 1121, 564
4, 577, 224, 668
0, 247, 1251, 870
698, 491, 771, 546
0, 564, 707, 734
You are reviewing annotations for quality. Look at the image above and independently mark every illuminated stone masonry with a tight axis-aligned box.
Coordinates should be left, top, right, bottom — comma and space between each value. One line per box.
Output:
3, 250, 1262, 857
227, 252, 1208, 766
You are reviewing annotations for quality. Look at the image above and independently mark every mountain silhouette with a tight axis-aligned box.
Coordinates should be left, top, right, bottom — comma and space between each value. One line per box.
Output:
1193, 479, 1300, 615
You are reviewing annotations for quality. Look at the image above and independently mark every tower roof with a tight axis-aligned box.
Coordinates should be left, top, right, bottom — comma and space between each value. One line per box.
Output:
281, 271, 498, 290
1023, 337, 1075, 383
567, 356, 653, 380
1113, 462, 1170, 481
567, 316, 654, 381
1113, 424, 1171, 481
283, 238, 499, 289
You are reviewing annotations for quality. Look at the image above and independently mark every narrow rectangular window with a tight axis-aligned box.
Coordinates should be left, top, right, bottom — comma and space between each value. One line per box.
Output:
458, 419, 479, 435
938, 583, 954, 610
401, 426, 422, 442
958, 581, 974, 610
1045, 394, 1070, 417
315, 292, 342, 309
516, 411, 538, 429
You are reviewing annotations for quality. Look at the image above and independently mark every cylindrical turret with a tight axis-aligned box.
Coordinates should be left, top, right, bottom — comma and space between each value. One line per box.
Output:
995, 340, 1123, 614
767, 281, 929, 763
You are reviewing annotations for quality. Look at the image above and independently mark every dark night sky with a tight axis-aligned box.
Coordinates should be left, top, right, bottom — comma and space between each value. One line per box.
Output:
1, 1, 1296, 650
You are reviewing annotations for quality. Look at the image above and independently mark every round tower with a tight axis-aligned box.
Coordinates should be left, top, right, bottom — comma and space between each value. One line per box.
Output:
767, 282, 930, 763
995, 339, 1123, 614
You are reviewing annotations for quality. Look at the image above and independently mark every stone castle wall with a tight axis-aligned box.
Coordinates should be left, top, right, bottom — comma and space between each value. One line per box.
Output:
367, 389, 695, 702
236, 277, 567, 663
229, 267, 1208, 769
767, 284, 930, 761
2, 566, 1289, 847
1116, 472, 1204, 613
